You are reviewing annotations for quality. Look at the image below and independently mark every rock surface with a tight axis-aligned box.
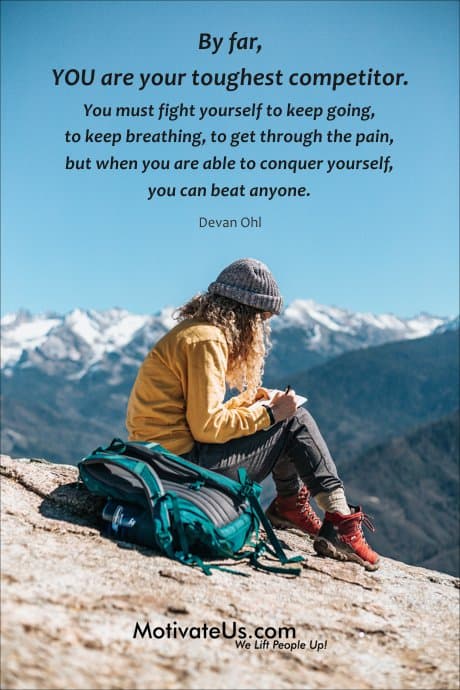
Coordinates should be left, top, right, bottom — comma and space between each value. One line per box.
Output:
1, 455, 459, 690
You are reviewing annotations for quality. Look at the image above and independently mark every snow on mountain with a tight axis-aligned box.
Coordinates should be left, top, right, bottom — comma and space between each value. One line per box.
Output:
434, 316, 460, 334
276, 300, 445, 340
1, 301, 454, 378
1, 307, 175, 372
267, 300, 451, 363
1, 311, 62, 368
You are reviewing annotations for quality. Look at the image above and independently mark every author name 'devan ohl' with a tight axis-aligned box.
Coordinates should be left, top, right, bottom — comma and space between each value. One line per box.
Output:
199, 216, 262, 229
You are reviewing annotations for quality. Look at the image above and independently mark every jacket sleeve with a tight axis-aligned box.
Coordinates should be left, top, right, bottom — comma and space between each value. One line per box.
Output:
183, 338, 271, 444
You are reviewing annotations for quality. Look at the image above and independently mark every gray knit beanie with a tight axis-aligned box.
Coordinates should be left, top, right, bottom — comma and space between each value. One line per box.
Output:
208, 258, 283, 315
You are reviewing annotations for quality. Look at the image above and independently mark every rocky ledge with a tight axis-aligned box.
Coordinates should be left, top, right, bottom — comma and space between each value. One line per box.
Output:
1, 455, 459, 690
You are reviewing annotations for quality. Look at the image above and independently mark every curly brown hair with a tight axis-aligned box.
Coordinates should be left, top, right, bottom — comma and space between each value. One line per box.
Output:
174, 292, 272, 404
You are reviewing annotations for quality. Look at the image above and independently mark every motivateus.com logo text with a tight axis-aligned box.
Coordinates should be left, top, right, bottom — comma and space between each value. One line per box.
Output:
133, 620, 295, 640
133, 621, 328, 651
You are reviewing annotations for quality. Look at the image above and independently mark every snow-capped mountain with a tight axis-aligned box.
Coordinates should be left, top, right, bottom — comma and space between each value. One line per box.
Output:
272, 300, 444, 351
434, 315, 460, 334
1, 307, 175, 377
1, 301, 452, 380
277, 300, 443, 338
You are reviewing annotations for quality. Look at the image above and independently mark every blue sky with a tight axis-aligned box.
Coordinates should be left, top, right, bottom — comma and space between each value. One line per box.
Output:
1, 0, 458, 318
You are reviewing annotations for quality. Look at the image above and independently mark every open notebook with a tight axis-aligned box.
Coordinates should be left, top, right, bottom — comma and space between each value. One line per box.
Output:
249, 388, 308, 410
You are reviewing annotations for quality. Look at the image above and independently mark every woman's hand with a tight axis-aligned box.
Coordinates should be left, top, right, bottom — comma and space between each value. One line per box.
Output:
270, 389, 297, 423
254, 387, 271, 402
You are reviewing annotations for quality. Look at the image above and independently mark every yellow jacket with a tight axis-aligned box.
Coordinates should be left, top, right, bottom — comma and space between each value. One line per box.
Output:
126, 319, 271, 454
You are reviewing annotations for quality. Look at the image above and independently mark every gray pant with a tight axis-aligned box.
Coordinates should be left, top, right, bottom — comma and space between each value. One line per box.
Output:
181, 407, 343, 497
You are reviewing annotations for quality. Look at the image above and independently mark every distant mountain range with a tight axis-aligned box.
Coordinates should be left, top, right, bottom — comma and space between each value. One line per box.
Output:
342, 411, 459, 577
268, 301, 452, 379
286, 329, 459, 465
1, 301, 451, 380
1, 303, 458, 575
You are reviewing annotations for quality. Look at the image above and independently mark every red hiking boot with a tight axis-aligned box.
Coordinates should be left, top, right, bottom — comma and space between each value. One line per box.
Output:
266, 486, 321, 537
313, 506, 380, 571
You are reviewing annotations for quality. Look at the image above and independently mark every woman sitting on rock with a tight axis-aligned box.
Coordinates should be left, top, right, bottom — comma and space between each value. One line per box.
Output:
126, 258, 379, 571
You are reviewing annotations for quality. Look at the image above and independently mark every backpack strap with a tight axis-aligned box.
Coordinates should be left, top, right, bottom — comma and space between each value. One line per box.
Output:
237, 468, 304, 575
94, 438, 128, 454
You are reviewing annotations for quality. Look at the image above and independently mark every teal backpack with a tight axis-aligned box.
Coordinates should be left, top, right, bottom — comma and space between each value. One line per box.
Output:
78, 438, 304, 576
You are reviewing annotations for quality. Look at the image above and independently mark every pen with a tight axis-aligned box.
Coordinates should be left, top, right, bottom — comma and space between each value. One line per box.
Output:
285, 385, 291, 394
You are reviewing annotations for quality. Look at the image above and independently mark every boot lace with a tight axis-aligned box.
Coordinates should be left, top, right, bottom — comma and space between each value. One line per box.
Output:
349, 512, 376, 547
361, 513, 376, 533
296, 487, 321, 529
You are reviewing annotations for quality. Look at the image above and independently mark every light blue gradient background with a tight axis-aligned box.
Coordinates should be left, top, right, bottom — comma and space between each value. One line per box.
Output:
1, 1, 458, 317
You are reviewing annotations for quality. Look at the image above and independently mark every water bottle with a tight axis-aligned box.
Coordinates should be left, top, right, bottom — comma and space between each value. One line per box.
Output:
102, 500, 137, 536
